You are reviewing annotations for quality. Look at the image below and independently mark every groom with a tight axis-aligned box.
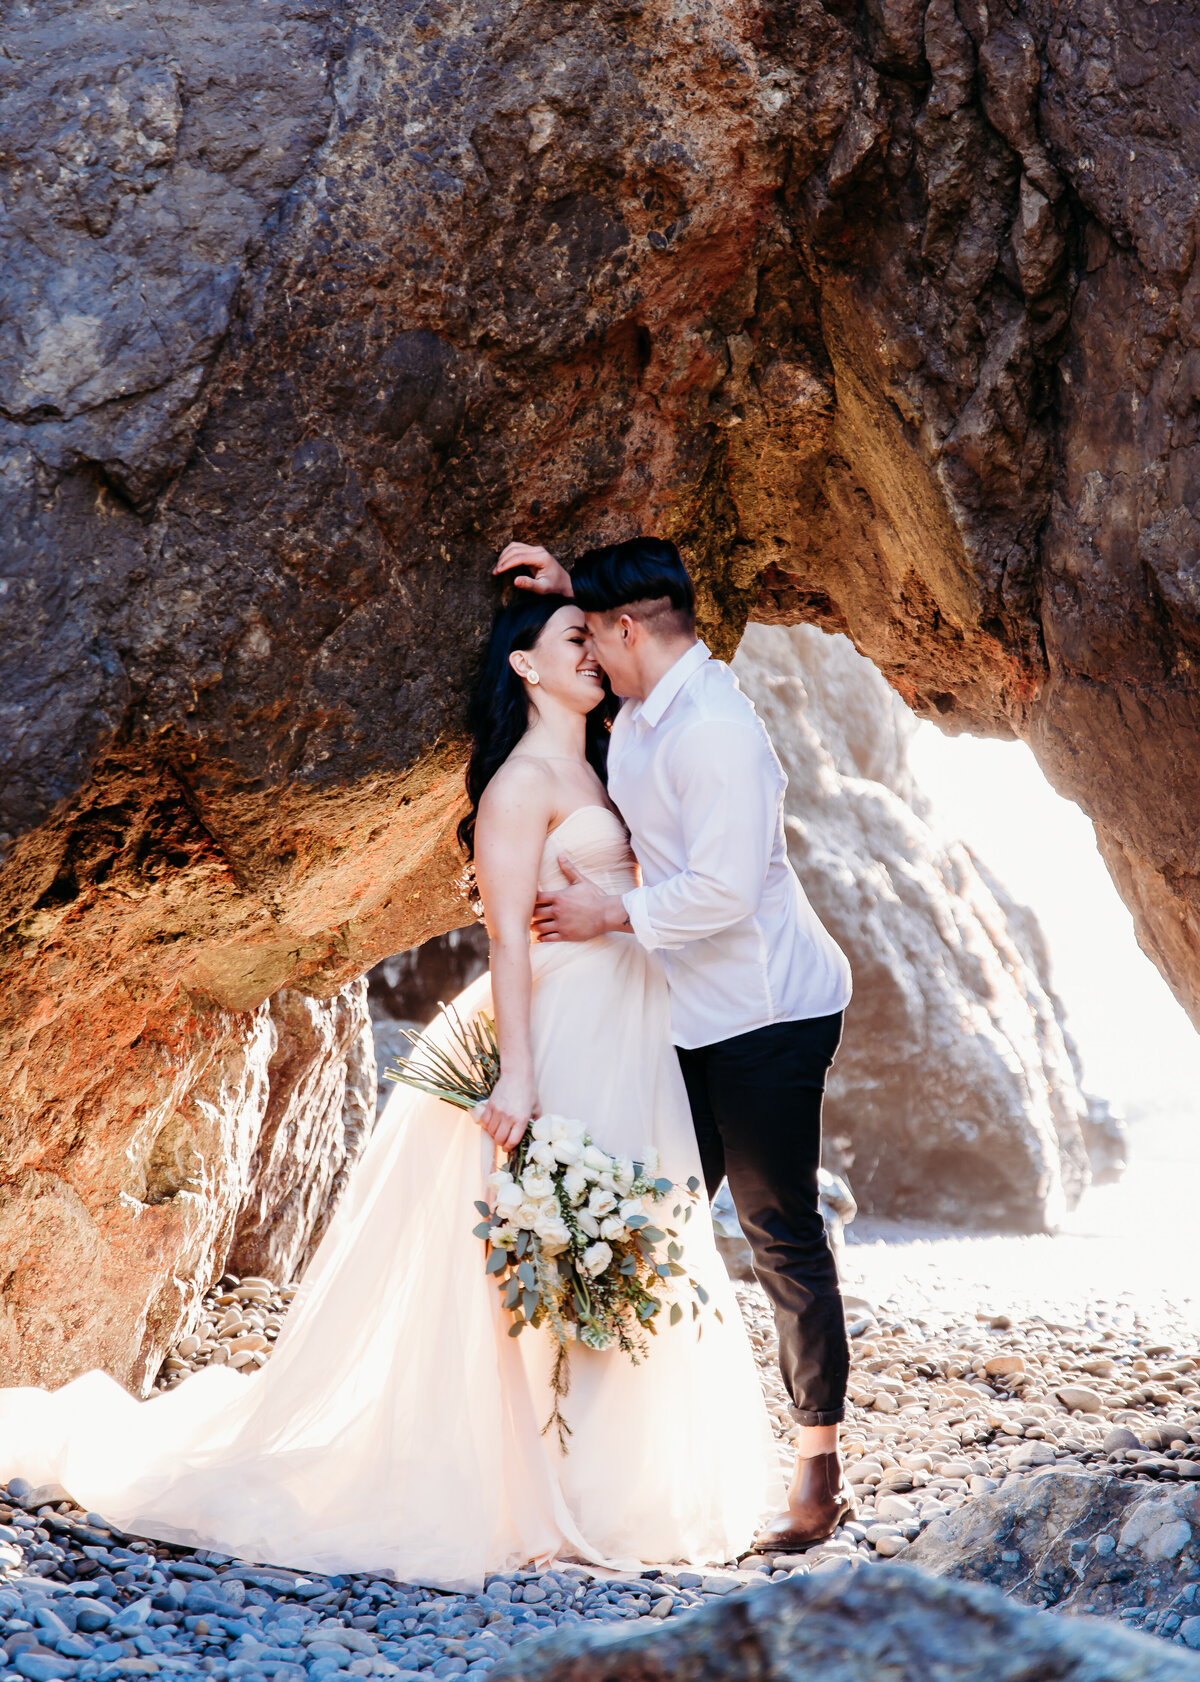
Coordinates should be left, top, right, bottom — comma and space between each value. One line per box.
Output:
494, 534, 855, 1551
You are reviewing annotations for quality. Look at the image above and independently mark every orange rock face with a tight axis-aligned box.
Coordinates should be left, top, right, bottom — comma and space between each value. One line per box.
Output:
3, 0, 1199, 1380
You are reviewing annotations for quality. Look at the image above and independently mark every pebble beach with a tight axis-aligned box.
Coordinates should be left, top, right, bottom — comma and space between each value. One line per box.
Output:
4, 1191, 1200, 1682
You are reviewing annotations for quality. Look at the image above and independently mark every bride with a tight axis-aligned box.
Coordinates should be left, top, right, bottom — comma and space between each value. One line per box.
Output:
0, 586, 781, 1589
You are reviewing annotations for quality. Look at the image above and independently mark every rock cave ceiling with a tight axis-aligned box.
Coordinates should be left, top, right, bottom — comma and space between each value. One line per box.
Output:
4, 0, 1200, 1063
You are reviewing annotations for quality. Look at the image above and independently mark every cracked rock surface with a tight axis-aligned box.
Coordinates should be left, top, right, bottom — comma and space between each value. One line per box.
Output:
4, 0, 1200, 1377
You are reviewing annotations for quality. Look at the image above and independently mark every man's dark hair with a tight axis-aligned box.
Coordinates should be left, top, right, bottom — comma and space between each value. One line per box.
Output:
571, 537, 696, 635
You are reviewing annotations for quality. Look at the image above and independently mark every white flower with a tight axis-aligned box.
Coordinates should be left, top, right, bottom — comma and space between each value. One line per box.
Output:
599, 1215, 628, 1242
550, 1115, 585, 1144
515, 1201, 542, 1229
552, 1137, 583, 1166
490, 1223, 518, 1248
521, 1169, 555, 1201
528, 1141, 558, 1170
562, 1167, 589, 1205
618, 1198, 645, 1224
493, 1181, 524, 1217
531, 1115, 553, 1142
612, 1157, 635, 1192
587, 1186, 617, 1217
582, 1241, 613, 1278
534, 1214, 572, 1257
575, 1210, 601, 1238
488, 1169, 515, 1191
595, 1171, 617, 1194
581, 1145, 609, 1173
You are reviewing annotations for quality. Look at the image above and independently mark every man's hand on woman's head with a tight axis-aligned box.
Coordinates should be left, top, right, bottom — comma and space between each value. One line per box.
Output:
493, 542, 573, 596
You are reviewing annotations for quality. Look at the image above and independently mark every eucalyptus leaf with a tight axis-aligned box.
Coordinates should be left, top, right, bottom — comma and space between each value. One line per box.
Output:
686, 1176, 700, 1194
486, 1249, 508, 1275
669, 1303, 683, 1326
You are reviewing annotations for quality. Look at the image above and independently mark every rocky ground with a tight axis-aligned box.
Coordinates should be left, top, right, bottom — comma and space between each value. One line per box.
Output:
3, 1260, 1200, 1679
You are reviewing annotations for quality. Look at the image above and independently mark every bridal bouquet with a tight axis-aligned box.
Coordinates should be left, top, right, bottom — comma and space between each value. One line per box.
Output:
385, 1007, 714, 1446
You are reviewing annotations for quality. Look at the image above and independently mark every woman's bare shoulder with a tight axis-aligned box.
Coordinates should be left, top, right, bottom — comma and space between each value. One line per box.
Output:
477, 755, 558, 828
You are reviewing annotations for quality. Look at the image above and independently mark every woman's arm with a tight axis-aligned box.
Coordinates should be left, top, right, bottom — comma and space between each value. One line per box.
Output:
472, 763, 555, 1150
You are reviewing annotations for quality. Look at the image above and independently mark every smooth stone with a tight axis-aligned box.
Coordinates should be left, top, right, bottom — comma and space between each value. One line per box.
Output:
699, 1578, 741, 1596
983, 1356, 1025, 1379
1007, 1442, 1056, 1470
875, 1496, 917, 1522
1055, 1386, 1103, 1414
14, 1656, 80, 1681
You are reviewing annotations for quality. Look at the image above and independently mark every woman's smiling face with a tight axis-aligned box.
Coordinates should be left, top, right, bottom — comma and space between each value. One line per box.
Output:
520, 605, 606, 712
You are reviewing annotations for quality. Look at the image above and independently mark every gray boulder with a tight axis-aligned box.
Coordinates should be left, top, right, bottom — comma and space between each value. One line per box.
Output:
488, 1565, 1200, 1682
733, 624, 1102, 1231
908, 1470, 1200, 1628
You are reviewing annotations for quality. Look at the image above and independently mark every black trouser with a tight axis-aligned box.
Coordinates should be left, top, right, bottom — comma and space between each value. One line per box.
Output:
676, 1013, 848, 1427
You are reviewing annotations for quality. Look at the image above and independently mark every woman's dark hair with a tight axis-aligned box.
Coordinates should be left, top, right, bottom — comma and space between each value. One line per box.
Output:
570, 536, 696, 631
457, 591, 617, 861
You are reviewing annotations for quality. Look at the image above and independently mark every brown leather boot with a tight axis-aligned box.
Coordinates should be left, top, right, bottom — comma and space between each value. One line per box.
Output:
752, 1450, 856, 1553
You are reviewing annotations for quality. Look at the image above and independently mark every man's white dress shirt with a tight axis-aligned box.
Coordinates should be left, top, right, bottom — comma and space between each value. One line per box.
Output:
608, 640, 852, 1050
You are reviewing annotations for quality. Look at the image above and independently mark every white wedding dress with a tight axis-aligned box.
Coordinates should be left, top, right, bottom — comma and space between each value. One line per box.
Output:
0, 807, 781, 1588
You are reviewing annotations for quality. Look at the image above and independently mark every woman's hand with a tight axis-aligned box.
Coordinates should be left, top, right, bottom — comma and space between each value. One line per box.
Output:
493, 542, 573, 596
475, 1073, 537, 1151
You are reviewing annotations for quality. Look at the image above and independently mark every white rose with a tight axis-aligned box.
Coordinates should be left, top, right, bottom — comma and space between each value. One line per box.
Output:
612, 1157, 635, 1192
562, 1167, 589, 1205
531, 1115, 553, 1142
575, 1209, 601, 1238
618, 1198, 644, 1224
599, 1215, 628, 1242
581, 1145, 609, 1173
587, 1186, 617, 1217
582, 1241, 613, 1278
552, 1138, 583, 1166
528, 1141, 558, 1170
488, 1169, 515, 1191
515, 1201, 542, 1229
534, 1215, 572, 1257
551, 1116, 586, 1145
521, 1169, 555, 1201
494, 1181, 524, 1217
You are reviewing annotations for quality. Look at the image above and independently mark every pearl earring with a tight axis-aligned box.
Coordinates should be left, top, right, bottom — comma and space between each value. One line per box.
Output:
527, 670, 540, 685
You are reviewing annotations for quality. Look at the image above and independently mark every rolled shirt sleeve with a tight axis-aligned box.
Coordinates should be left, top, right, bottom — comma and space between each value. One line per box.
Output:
621, 719, 783, 951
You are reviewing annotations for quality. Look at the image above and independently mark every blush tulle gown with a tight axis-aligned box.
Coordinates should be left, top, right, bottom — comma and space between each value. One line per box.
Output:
0, 808, 781, 1588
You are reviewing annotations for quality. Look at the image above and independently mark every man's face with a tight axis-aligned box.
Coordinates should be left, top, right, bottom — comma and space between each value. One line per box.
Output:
583, 611, 640, 698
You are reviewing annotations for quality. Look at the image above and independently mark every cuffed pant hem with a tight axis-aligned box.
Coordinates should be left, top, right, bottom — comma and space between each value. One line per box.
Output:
789, 1406, 846, 1427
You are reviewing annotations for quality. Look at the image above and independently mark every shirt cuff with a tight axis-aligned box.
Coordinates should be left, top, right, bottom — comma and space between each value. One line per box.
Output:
622, 886, 661, 951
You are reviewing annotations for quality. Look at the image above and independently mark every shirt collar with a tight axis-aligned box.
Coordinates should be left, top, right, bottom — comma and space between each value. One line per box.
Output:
632, 640, 711, 729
